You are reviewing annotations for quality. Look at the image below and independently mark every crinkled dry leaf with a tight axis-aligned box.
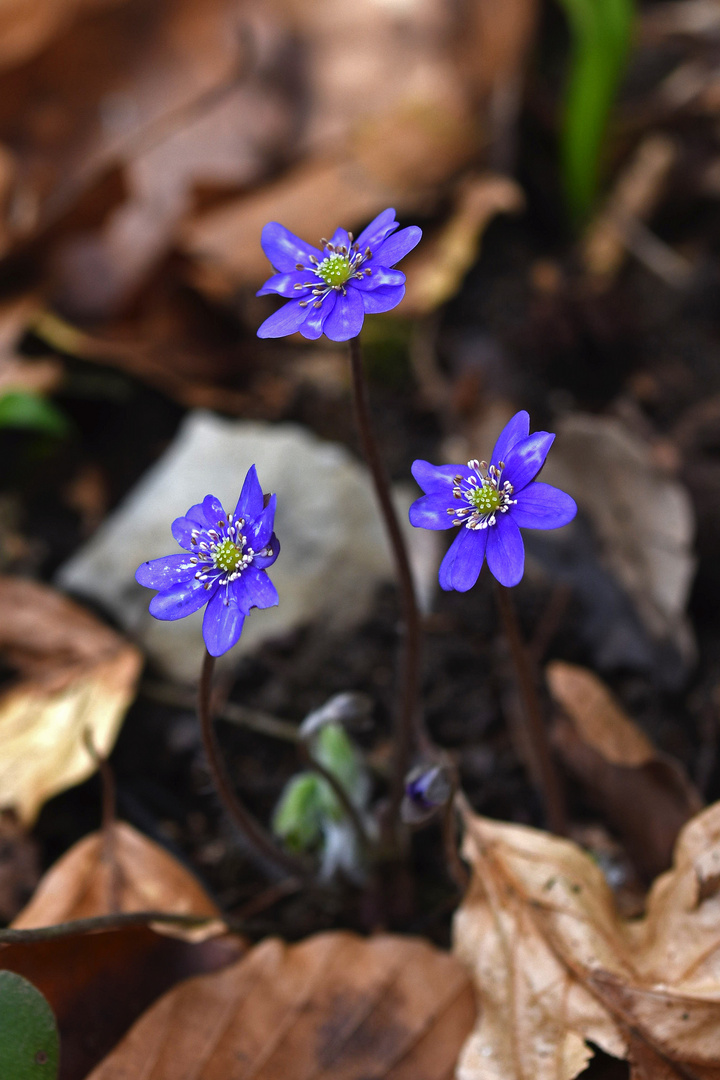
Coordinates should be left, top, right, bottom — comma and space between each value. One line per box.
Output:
548, 661, 702, 878
88, 931, 476, 1080
454, 799, 720, 1080
0, 576, 141, 823
13, 821, 223, 942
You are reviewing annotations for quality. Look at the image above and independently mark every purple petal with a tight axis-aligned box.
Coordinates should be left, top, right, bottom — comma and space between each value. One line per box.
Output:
373, 225, 422, 267
439, 527, 486, 592
503, 432, 555, 492
409, 492, 455, 530
356, 209, 399, 252
172, 510, 207, 550
260, 222, 322, 273
247, 494, 276, 550
136, 553, 197, 590
486, 515, 524, 587
357, 283, 405, 314
299, 292, 336, 339
323, 287, 365, 341
353, 267, 405, 291
411, 460, 470, 495
234, 566, 279, 612
329, 227, 350, 249
202, 588, 245, 656
234, 465, 263, 522
148, 576, 213, 620
257, 298, 311, 339
257, 270, 314, 298
490, 411, 530, 469
253, 534, 280, 568
202, 494, 226, 530
239, 565, 278, 609
511, 483, 577, 530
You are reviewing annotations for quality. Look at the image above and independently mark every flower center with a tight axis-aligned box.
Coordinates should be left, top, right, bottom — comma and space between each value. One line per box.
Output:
212, 537, 243, 573
449, 460, 517, 530
315, 253, 353, 287
468, 482, 503, 515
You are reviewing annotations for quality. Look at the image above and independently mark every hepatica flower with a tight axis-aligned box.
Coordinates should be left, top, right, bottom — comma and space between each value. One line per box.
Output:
256, 208, 421, 342
409, 411, 577, 590
135, 466, 279, 656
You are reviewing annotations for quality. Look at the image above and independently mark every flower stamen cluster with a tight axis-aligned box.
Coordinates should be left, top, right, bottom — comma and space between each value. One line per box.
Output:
448, 460, 517, 530
293, 235, 373, 310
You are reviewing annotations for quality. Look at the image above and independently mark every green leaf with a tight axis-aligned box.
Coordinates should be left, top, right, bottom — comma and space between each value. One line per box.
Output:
556, 0, 635, 224
0, 392, 69, 436
0, 971, 59, 1079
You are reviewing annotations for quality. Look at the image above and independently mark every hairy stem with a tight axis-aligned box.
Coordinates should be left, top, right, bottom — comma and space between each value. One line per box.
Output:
348, 336, 424, 821
494, 583, 568, 835
198, 651, 308, 877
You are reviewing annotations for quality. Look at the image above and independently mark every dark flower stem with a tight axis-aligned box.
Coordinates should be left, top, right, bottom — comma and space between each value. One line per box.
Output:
494, 583, 568, 836
348, 335, 423, 820
198, 650, 308, 877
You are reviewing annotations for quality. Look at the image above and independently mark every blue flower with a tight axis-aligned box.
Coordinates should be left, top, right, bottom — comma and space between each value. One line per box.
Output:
256, 208, 422, 342
135, 466, 279, 656
409, 411, 577, 590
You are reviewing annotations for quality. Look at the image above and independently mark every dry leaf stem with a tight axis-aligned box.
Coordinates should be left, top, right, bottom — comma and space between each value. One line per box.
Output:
494, 583, 568, 835
198, 651, 308, 878
348, 336, 423, 826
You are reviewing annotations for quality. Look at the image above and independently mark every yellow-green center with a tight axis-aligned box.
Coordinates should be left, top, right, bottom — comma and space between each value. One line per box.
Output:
316, 253, 353, 287
213, 537, 242, 572
468, 483, 502, 515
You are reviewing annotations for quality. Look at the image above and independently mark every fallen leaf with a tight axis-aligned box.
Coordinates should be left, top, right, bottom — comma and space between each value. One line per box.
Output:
539, 412, 697, 668
401, 174, 525, 316
87, 931, 476, 1079
0, 0, 107, 72
0, 926, 241, 1080
13, 821, 224, 942
0, 576, 142, 824
0, 810, 40, 923
454, 798, 720, 1080
547, 661, 702, 877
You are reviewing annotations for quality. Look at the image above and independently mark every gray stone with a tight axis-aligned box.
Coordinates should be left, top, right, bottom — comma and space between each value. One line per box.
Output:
56, 412, 438, 681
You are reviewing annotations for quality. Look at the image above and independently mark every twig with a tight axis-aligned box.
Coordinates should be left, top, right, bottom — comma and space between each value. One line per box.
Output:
0, 911, 220, 943
348, 335, 424, 823
142, 679, 299, 742
198, 651, 309, 878
494, 583, 568, 835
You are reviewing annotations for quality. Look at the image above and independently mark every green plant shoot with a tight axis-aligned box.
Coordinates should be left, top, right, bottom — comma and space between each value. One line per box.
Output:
556, 0, 635, 224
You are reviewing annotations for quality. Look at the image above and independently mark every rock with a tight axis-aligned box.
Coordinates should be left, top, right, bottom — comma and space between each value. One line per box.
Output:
56, 412, 438, 681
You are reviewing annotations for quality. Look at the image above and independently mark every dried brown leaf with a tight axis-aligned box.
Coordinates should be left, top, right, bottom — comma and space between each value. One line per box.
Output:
87, 931, 476, 1080
548, 661, 702, 878
0, 576, 141, 823
454, 799, 720, 1080
13, 821, 223, 941
401, 174, 524, 316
